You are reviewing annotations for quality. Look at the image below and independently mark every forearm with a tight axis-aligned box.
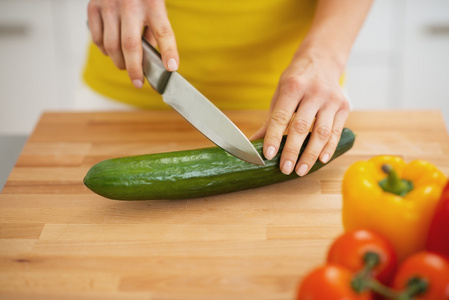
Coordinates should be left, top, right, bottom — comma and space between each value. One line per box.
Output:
296, 0, 374, 77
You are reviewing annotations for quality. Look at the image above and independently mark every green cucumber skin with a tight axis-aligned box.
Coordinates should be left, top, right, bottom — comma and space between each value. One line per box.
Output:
84, 128, 355, 200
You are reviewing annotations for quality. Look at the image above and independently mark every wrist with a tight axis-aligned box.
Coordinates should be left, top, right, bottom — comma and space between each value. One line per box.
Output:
293, 39, 347, 80
293, 0, 373, 80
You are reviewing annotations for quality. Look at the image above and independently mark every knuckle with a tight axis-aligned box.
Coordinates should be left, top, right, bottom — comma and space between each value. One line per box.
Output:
315, 125, 332, 141
121, 0, 138, 11
331, 126, 343, 138
326, 140, 337, 152
127, 63, 142, 77
158, 44, 177, 56
301, 151, 319, 164
309, 82, 329, 97
87, 1, 99, 15
282, 146, 300, 158
280, 76, 303, 97
271, 111, 290, 127
340, 98, 350, 111
162, 46, 177, 54
153, 24, 174, 39
329, 91, 349, 109
147, 0, 164, 9
264, 132, 282, 145
290, 119, 310, 135
103, 40, 120, 54
122, 36, 140, 52
329, 93, 342, 104
102, 1, 118, 14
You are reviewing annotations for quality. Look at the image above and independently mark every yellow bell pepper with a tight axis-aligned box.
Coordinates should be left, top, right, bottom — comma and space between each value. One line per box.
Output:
342, 155, 447, 261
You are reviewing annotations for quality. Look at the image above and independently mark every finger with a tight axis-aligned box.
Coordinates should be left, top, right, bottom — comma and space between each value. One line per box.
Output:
294, 104, 336, 176
145, 1, 179, 71
121, 5, 144, 88
87, 1, 106, 54
319, 108, 349, 164
263, 78, 304, 161
102, 2, 125, 69
250, 86, 280, 140
280, 101, 318, 175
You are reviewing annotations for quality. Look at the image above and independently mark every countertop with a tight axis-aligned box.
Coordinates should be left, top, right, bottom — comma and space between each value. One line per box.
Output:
1, 110, 448, 299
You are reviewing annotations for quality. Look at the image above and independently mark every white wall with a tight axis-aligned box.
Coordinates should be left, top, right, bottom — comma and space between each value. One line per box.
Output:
0, 0, 89, 135
1, 0, 449, 135
346, 0, 449, 129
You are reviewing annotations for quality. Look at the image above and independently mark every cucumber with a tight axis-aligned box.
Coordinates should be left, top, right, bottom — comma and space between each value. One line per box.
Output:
84, 128, 355, 200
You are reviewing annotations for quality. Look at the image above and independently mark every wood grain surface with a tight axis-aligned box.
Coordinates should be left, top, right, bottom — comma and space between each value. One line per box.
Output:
1, 110, 448, 299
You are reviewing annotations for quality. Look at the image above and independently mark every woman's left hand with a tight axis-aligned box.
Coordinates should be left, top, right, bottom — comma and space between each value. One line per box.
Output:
252, 48, 350, 176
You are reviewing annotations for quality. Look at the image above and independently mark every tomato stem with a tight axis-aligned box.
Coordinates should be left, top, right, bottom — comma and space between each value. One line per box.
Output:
350, 251, 429, 299
397, 276, 428, 300
353, 271, 428, 300
351, 252, 380, 293
365, 278, 399, 299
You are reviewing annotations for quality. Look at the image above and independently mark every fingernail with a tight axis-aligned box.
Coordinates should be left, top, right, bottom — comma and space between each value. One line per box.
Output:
132, 79, 143, 89
265, 146, 276, 160
297, 164, 308, 176
321, 153, 330, 163
167, 58, 178, 71
282, 160, 294, 175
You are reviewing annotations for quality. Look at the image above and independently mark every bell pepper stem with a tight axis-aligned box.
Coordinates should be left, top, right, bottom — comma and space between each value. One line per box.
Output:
379, 164, 414, 196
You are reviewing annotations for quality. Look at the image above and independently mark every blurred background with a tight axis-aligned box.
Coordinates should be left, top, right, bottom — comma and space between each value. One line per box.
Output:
0, 0, 448, 135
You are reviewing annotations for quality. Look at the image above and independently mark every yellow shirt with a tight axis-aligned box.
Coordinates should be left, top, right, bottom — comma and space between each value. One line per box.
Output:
83, 0, 318, 110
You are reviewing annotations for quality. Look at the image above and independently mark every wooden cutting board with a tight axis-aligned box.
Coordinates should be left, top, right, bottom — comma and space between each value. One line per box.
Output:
1, 110, 448, 299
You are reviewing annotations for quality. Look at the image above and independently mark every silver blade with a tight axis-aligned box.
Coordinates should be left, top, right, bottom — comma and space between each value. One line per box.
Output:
162, 72, 265, 166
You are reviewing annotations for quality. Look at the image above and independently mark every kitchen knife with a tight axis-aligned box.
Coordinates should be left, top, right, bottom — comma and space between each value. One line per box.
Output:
141, 38, 265, 166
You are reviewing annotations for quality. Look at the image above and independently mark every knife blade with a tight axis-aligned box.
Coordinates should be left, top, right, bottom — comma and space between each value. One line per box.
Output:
142, 38, 265, 166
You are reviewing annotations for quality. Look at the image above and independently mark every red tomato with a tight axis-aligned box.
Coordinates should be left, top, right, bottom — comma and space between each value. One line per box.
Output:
327, 229, 398, 284
297, 264, 373, 300
392, 252, 449, 300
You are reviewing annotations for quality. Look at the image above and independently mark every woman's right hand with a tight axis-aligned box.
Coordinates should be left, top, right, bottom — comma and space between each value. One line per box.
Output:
87, 0, 179, 88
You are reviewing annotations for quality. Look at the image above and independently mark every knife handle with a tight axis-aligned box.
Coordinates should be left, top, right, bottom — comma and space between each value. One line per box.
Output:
142, 38, 172, 94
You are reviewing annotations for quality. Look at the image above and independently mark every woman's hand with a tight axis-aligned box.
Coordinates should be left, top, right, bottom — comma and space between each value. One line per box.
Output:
252, 47, 349, 176
253, 0, 373, 176
87, 0, 179, 88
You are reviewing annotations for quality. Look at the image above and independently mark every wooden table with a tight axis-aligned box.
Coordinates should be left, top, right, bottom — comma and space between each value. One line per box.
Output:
1, 110, 448, 299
